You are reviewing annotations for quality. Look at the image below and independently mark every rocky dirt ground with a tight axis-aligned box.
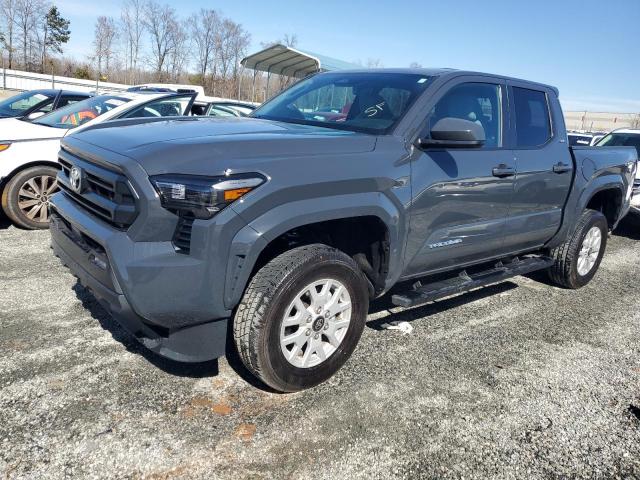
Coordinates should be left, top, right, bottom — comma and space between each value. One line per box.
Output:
1, 214, 639, 479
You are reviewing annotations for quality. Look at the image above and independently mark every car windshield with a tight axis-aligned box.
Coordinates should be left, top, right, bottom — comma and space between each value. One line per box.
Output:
33, 95, 130, 129
251, 72, 433, 134
0, 91, 55, 116
596, 132, 640, 155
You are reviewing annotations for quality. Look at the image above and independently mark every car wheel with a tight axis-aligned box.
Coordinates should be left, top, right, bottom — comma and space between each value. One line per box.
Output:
547, 209, 608, 289
233, 244, 369, 392
1, 166, 59, 230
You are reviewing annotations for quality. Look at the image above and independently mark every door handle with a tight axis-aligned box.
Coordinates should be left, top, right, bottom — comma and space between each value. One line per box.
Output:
552, 162, 572, 174
492, 165, 515, 178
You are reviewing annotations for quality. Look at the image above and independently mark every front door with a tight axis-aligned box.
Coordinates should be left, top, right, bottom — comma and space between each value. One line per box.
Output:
403, 80, 515, 277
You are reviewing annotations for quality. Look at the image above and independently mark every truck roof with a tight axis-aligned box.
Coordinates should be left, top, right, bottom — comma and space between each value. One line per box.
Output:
331, 68, 559, 96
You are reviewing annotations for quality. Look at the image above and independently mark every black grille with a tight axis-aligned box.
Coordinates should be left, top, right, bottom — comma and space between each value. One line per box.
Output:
173, 215, 194, 254
58, 148, 137, 228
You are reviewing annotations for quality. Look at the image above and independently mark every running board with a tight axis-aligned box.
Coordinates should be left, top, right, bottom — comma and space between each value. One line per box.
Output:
391, 256, 555, 308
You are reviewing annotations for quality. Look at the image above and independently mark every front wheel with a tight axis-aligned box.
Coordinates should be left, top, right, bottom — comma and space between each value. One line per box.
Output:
547, 209, 608, 289
233, 244, 369, 392
1, 166, 59, 229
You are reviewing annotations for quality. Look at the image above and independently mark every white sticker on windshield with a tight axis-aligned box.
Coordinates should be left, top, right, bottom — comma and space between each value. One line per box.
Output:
105, 99, 126, 107
33, 94, 48, 101
417, 78, 428, 84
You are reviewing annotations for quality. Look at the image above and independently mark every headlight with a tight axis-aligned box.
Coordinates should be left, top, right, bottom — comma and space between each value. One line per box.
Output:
0, 143, 11, 152
150, 173, 266, 219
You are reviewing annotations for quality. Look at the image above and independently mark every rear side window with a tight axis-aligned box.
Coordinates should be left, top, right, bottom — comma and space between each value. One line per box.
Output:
513, 87, 552, 147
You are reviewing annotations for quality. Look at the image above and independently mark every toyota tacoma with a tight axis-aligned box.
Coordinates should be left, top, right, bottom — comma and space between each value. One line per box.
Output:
49, 69, 637, 392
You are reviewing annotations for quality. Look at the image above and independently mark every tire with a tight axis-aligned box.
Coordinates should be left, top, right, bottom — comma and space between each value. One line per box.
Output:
547, 209, 608, 289
233, 244, 370, 392
1, 166, 59, 230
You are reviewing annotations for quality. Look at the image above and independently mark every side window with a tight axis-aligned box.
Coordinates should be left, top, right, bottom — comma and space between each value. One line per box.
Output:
122, 95, 193, 119
428, 82, 502, 148
512, 87, 552, 147
57, 96, 88, 109
33, 99, 54, 114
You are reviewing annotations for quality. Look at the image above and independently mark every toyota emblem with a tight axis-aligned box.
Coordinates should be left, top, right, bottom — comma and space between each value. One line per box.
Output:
69, 166, 84, 194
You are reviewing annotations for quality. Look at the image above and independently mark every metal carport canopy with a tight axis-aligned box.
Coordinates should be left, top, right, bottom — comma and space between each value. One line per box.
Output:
241, 44, 360, 78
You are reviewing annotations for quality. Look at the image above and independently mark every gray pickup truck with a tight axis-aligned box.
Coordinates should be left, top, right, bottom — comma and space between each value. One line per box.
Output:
49, 69, 637, 392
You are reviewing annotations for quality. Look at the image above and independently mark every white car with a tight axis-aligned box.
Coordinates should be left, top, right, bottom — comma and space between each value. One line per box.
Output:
0, 92, 195, 229
594, 129, 640, 214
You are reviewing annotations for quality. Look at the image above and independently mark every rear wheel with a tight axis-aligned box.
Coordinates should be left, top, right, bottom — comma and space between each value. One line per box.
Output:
548, 209, 608, 289
233, 244, 369, 392
1, 166, 59, 230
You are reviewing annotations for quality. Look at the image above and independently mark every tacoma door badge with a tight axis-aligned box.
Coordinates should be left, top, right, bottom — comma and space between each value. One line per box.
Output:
429, 238, 463, 249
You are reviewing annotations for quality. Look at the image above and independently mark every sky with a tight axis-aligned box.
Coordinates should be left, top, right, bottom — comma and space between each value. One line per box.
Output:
53, 0, 640, 113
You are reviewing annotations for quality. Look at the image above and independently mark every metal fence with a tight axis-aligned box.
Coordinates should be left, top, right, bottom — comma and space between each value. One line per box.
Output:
1, 67, 130, 94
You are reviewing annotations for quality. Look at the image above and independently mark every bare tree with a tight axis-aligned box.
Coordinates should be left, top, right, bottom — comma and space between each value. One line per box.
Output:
165, 18, 188, 81
188, 8, 219, 83
409, 62, 422, 68
366, 58, 383, 68
120, 0, 143, 83
1, 0, 17, 67
143, 1, 179, 81
15, 0, 45, 68
93, 16, 117, 80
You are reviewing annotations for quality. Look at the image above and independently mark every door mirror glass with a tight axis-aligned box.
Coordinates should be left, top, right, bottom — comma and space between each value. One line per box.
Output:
418, 117, 485, 148
27, 111, 46, 120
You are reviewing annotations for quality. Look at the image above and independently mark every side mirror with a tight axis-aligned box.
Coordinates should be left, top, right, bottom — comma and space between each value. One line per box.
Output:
417, 117, 485, 148
27, 111, 46, 120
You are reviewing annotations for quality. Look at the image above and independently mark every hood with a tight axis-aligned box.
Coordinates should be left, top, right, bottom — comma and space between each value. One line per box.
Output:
0, 117, 66, 142
68, 117, 377, 175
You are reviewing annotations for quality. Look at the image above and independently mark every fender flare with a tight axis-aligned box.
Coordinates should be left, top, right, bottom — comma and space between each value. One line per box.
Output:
576, 176, 625, 217
0, 160, 61, 191
224, 192, 405, 309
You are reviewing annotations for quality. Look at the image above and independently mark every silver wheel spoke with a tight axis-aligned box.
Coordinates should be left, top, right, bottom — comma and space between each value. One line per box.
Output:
40, 175, 49, 193
280, 278, 352, 369
26, 204, 42, 219
39, 204, 48, 221
45, 179, 59, 195
26, 178, 41, 195
577, 226, 602, 276
18, 188, 38, 200
325, 330, 341, 348
18, 199, 39, 209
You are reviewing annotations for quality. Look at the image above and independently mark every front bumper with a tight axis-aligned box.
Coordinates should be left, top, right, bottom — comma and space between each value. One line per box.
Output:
49, 193, 230, 363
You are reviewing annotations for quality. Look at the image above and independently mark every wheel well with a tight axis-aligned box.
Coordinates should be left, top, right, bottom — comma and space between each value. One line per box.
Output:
586, 188, 622, 229
252, 216, 390, 297
0, 161, 61, 192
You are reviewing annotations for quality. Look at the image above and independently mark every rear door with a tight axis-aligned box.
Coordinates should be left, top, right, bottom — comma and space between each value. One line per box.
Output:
403, 77, 516, 276
503, 83, 573, 253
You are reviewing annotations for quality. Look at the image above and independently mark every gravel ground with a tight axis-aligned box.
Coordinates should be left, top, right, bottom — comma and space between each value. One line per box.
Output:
1, 214, 640, 479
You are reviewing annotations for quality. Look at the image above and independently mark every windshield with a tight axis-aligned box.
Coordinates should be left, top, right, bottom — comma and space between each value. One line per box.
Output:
596, 132, 640, 155
34, 95, 130, 129
0, 91, 55, 117
252, 72, 433, 134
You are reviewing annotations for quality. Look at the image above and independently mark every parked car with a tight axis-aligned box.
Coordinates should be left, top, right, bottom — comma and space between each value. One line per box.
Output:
126, 83, 205, 97
567, 132, 593, 146
0, 92, 195, 229
189, 96, 258, 117
209, 101, 257, 117
0, 89, 92, 121
595, 129, 640, 214
49, 69, 636, 392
